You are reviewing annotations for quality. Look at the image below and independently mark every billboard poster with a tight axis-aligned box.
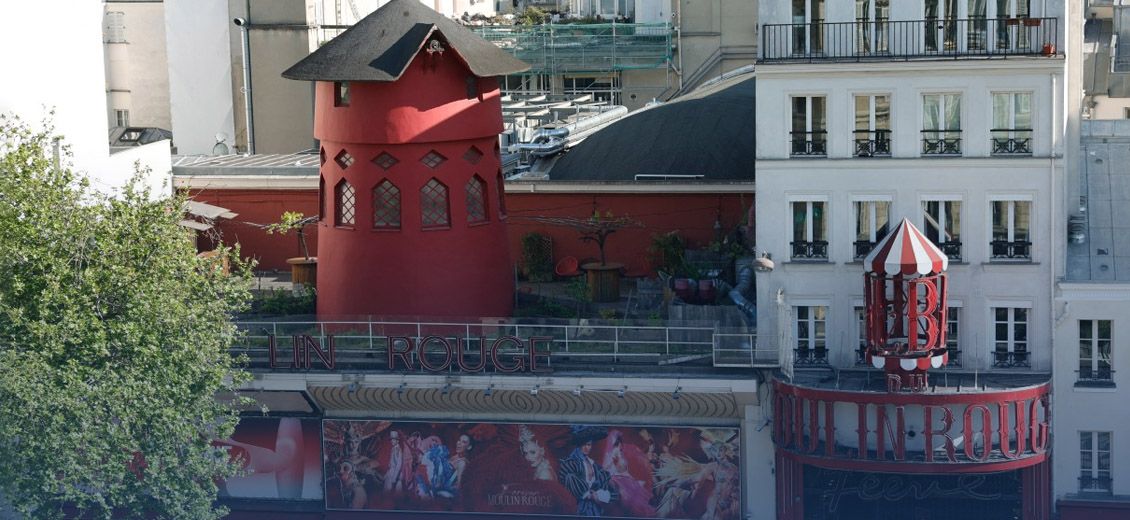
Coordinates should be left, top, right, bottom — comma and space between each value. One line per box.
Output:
215, 417, 324, 500
322, 420, 740, 519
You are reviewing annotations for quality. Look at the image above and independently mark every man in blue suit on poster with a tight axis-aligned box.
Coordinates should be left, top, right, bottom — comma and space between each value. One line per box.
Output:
558, 425, 619, 516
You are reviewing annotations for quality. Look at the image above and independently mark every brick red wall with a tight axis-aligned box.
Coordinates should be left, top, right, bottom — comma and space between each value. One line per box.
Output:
187, 188, 753, 276
186, 188, 320, 271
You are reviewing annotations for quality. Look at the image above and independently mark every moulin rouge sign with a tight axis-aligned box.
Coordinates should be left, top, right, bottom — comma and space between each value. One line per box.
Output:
267, 334, 553, 373
773, 381, 1050, 468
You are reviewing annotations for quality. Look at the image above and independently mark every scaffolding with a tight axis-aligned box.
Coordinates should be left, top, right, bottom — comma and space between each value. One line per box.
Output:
473, 22, 675, 74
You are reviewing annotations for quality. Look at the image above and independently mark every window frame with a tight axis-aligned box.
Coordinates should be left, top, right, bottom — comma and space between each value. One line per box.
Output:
1078, 319, 1114, 385
790, 95, 828, 157
372, 179, 402, 231
988, 197, 1033, 261
853, 93, 892, 157
921, 92, 963, 156
1079, 431, 1113, 494
794, 304, 829, 364
420, 178, 451, 230
334, 81, 351, 107
334, 179, 356, 229
991, 305, 1030, 368
852, 197, 891, 260
464, 175, 489, 225
789, 197, 829, 261
921, 196, 963, 261
990, 91, 1034, 155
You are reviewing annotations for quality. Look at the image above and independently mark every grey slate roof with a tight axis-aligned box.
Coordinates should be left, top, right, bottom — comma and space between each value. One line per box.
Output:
547, 73, 755, 182
1066, 120, 1130, 282
282, 0, 528, 81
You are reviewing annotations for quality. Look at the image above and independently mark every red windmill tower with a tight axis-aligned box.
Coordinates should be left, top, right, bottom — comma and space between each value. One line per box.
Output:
862, 218, 951, 391
282, 0, 528, 318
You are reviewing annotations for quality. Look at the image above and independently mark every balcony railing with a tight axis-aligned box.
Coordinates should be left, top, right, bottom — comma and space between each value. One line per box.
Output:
992, 349, 1030, 368
791, 240, 829, 260
946, 345, 963, 368
990, 129, 1033, 155
990, 240, 1032, 259
231, 318, 779, 370
922, 130, 962, 155
795, 347, 829, 365
854, 130, 891, 157
926, 240, 963, 260
761, 18, 1059, 62
1076, 367, 1114, 388
1079, 476, 1113, 494
790, 131, 828, 156
854, 240, 878, 259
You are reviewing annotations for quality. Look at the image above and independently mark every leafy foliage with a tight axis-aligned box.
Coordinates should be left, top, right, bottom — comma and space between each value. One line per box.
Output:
516, 7, 549, 25
252, 287, 316, 316
0, 115, 253, 519
265, 211, 317, 260
520, 232, 554, 282
528, 211, 641, 266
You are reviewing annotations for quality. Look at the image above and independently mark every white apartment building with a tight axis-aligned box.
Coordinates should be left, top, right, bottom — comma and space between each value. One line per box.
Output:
1052, 3, 1130, 518
754, 1, 1065, 518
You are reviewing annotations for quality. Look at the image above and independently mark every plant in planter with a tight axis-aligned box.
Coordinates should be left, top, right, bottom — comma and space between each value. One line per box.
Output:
529, 211, 641, 302
266, 211, 319, 288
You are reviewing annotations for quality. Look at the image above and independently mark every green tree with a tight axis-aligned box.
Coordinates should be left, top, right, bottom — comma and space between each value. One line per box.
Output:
517, 6, 548, 25
0, 115, 253, 519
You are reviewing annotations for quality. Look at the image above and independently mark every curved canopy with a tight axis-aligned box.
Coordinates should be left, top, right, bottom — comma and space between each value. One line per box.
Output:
863, 218, 949, 276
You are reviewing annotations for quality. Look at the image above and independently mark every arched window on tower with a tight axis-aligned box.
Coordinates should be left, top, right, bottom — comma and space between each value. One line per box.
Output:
465, 175, 488, 224
495, 170, 507, 219
372, 180, 401, 230
421, 178, 450, 229
318, 175, 325, 222
335, 179, 355, 228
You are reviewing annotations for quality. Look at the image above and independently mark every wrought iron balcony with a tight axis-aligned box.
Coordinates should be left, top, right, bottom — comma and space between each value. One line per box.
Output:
992, 349, 1030, 368
791, 240, 829, 260
794, 347, 829, 365
854, 130, 892, 157
1079, 476, 1113, 494
790, 131, 828, 156
927, 240, 963, 260
1077, 366, 1114, 385
946, 345, 962, 368
990, 129, 1033, 155
761, 18, 1059, 62
922, 130, 962, 155
853, 240, 878, 259
990, 240, 1032, 259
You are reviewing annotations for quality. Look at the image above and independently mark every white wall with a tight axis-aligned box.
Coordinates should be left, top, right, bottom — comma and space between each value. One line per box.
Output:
1052, 287, 1130, 499
166, 0, 237, 155
755, 62, 1062, 160
104, 2, 172, 130
0, 0, 169, 195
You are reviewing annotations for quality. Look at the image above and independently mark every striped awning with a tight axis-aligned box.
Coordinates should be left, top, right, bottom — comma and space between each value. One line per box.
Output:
863, 218, 949, 275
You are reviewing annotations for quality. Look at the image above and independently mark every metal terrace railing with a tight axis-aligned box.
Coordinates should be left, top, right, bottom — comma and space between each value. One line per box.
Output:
233, 318, 777, 370
761, 17, 1058, 62
472, 22, 674, 73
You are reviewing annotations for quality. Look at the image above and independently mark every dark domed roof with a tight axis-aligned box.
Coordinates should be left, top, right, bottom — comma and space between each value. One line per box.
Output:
283, 0, 529, 82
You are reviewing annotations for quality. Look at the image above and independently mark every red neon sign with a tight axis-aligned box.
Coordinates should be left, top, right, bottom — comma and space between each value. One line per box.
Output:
268, 334, 552, 373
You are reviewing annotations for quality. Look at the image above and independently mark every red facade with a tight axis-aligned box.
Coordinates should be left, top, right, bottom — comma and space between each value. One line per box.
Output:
313, 48, 513, 319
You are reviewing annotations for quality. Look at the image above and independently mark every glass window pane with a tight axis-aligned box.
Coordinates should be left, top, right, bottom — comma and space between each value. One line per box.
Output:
993, 94, 1010, 129
812, 97, 827, 132
992, 201, 1008, 241
793, 202, 808, 241
855, 202, 869, 241
1015, 308, 1028, 321
855, 96, 869, 131
792, 97, 806, 133
1099, 433, 1111, 451
996, 307, 1009, 321
923, 95, 941, 131
813, 202, 826, 241
947, 201, 962, 240
875, 96, 890, 130
944, 94, 962, 130
1098, 320, 1112, 339
996, 323, 1008, 341
1080, 320, 1093, 339
1080, 340, 1092, 359
1015, 93, 1032, 129
1014, 201, 1030, 241
875, 202, 890, 237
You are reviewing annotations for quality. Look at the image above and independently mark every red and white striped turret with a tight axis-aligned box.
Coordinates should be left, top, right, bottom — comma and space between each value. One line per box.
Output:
862, 218, 950, 391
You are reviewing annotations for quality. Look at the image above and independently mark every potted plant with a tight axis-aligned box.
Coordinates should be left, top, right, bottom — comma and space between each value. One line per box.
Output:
266, 211, 318, 289
530, 211, 641, 302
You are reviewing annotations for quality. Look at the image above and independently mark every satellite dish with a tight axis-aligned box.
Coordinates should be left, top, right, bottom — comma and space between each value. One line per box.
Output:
212, 133, 230, 155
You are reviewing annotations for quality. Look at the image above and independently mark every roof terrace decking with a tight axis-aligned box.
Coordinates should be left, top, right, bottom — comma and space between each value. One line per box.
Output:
761, 18, 1059, 63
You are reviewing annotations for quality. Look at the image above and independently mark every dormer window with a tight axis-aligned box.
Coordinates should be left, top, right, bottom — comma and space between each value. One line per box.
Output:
334, 81, 350, 107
